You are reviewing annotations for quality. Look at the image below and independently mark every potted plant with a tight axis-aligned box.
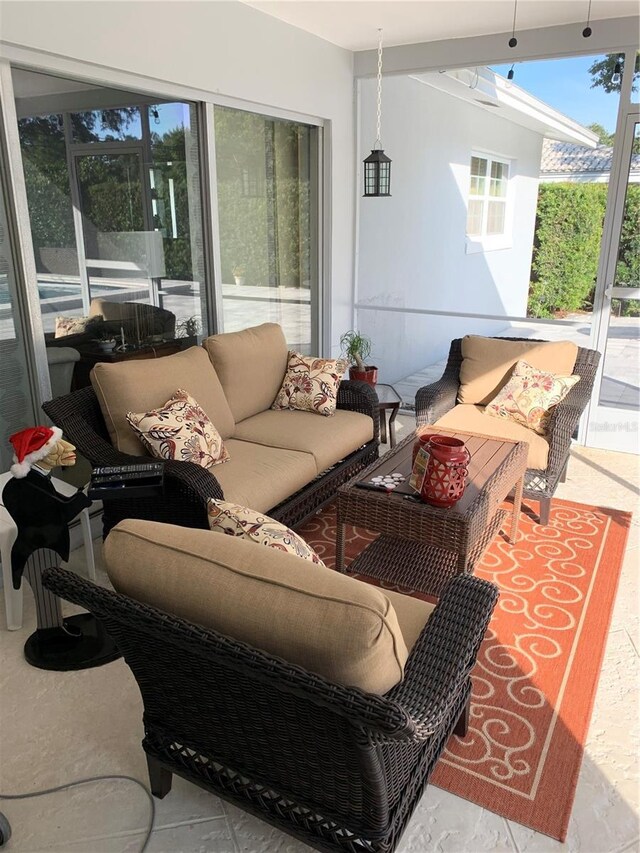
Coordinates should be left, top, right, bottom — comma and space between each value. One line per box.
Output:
231, 264, 246, 286
176, 315, 201, 341
90, 319, 117, 353
340, 330, 378, 386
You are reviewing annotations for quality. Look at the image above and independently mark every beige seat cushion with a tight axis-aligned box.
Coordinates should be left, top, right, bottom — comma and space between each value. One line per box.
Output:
435, 404, 550, 470
203, 323, 288, 423
105, 519, 411, 694
234, 409, 374, 473
385, 590, 435, 652
212, 439, 317, 513
91, 347, 235, 456
459, 336, 578, 405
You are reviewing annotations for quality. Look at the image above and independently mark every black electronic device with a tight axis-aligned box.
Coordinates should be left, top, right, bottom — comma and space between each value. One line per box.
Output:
89, 462, 165, 500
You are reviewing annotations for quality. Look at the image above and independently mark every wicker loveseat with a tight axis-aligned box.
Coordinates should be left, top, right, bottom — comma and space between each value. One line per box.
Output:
416, 336, 600, 524
43, 323, 379, 535
42, 518, 499, 853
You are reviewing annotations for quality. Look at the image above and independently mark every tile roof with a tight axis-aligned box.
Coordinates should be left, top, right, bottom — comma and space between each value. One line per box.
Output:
541, 139, 640, 174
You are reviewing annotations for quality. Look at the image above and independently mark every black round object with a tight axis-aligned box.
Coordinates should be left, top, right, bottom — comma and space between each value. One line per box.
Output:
24, 613, 120, 671
0, 812, 11, 848
582, 26, 592, 37
508, 36, 518, 47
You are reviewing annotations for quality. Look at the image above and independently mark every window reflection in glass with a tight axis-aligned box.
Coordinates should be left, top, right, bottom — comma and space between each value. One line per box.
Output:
71, 108, 142, 143
214, 105, 316, 352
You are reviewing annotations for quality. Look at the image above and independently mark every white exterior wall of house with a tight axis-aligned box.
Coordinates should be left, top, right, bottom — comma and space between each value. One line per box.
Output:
357, 74, 543, 383
0, 0, 355, 352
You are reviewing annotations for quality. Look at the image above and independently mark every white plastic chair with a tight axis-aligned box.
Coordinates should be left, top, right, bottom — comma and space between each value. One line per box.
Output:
0, 471, 96, 631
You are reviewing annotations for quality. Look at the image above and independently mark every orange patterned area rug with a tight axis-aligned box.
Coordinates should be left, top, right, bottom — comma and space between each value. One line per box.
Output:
296, 498, 631, 841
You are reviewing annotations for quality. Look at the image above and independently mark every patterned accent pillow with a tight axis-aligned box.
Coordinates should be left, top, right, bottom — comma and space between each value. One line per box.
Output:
485, 360, 580, 435
207, 499, 325, 566
127, 389, 229, 468
54, 315, 95, 338
272, 352, 347, 417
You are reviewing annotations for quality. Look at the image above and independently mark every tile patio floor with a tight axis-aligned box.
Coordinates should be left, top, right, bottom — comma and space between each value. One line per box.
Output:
0, 418, 637, 852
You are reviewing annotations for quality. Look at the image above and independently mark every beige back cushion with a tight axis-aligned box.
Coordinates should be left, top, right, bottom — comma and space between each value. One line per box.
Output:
203, 323, 288, 422
458, 336, 578, 405
91, 346, 235, 456
104, 519, 409, 695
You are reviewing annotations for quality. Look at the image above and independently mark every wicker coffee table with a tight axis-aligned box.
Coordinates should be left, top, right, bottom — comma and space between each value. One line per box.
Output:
336, 429, 528, 595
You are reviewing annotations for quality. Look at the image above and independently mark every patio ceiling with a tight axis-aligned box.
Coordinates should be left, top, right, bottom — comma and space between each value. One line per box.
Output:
242, 0, 640, 51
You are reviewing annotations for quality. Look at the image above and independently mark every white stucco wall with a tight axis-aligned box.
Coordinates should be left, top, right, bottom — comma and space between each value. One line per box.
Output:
0, 0, 355, 352
357, 74, 543, 383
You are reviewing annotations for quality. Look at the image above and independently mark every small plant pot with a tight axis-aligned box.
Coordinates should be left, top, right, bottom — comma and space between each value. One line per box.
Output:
233, 276, 245, 286
349, 365, 378, 386
95, 340, 116, 353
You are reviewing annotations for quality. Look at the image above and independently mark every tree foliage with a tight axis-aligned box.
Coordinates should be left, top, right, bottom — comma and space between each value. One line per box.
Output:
587, 122, 615, 145
528, 182, 640, 318
528, 183, 607, 317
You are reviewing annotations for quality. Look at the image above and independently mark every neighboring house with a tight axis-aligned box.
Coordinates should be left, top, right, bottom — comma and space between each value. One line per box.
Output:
356, 67, 598, 383
540, 139, 640, 183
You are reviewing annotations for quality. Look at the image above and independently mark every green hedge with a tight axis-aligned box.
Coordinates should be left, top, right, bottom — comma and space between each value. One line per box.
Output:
528, 182, 640, 318
528, 183, 607, 318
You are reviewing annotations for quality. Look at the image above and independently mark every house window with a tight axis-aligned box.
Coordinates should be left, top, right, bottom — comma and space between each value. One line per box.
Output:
466, 155, 510, 239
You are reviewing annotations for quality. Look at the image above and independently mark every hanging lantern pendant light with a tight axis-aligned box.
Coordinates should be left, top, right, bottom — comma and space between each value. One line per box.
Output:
363, 28, 392, 197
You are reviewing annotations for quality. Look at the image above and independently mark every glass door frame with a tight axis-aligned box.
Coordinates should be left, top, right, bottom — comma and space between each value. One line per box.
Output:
586, 105, 640, 451
204, 103, 324, 356
0, 59, 51, 406
70, 142, 157, 306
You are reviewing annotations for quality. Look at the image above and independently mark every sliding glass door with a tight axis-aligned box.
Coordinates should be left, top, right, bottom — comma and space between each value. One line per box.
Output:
213, 105, 319, 353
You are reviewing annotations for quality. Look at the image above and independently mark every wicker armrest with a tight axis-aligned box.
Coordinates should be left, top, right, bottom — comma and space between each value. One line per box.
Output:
388, 574, 499, 739
544, 401, 588, 474
415, 377, 459, 426
337, 380, 380, 443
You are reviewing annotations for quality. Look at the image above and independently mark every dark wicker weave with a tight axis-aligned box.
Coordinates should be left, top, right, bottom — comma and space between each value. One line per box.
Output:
42, 380, 379, 536
415, 338, 601, 525
337, 431, 527, 596
43, 565, 498, 853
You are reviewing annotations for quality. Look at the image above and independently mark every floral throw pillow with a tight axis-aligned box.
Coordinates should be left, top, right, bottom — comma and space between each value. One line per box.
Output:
127, 389, 229, 469
54, 315, 94, 338
272, 352, 347, 417
485, 360, 580, 436
207, 499, 325, 566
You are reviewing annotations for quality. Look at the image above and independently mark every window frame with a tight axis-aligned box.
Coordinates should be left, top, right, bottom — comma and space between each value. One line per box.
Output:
465, 150, 513, 254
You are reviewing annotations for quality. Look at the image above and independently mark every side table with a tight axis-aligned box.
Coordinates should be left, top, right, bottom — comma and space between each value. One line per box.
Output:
376, 384, 402, 447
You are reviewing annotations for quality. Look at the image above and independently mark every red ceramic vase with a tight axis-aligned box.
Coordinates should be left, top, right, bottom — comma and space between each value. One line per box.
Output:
420, 435, 470, 508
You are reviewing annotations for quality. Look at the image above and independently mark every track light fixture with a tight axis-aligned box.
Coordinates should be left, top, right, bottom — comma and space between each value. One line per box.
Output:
582, 0, 593, 37
611, 58, 622, 85
508, 0, 518, 48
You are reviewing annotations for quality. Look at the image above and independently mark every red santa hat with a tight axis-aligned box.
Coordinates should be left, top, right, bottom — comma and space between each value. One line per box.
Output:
9, 425, 63, 479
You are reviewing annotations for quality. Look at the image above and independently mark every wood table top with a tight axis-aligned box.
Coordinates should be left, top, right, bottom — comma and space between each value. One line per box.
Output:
349, 428, 527, 517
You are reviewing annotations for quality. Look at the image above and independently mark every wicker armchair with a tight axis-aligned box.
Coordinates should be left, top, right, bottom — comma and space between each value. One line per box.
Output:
42, 381, 379, 536
415, 338, 601, 524
43, 566, 498, 853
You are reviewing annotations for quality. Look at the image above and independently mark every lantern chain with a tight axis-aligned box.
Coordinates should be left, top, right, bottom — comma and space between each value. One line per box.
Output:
375, 28, 383, 148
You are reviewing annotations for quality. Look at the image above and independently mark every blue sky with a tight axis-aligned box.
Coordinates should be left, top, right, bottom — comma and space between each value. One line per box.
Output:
491, 55, 620, 134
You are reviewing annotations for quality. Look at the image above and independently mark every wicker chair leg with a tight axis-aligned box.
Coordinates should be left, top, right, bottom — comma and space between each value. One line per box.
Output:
147, 754, 172, 798
453, 696, 470, 737
560, 461, 568, 483
539, 498, 551, 526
